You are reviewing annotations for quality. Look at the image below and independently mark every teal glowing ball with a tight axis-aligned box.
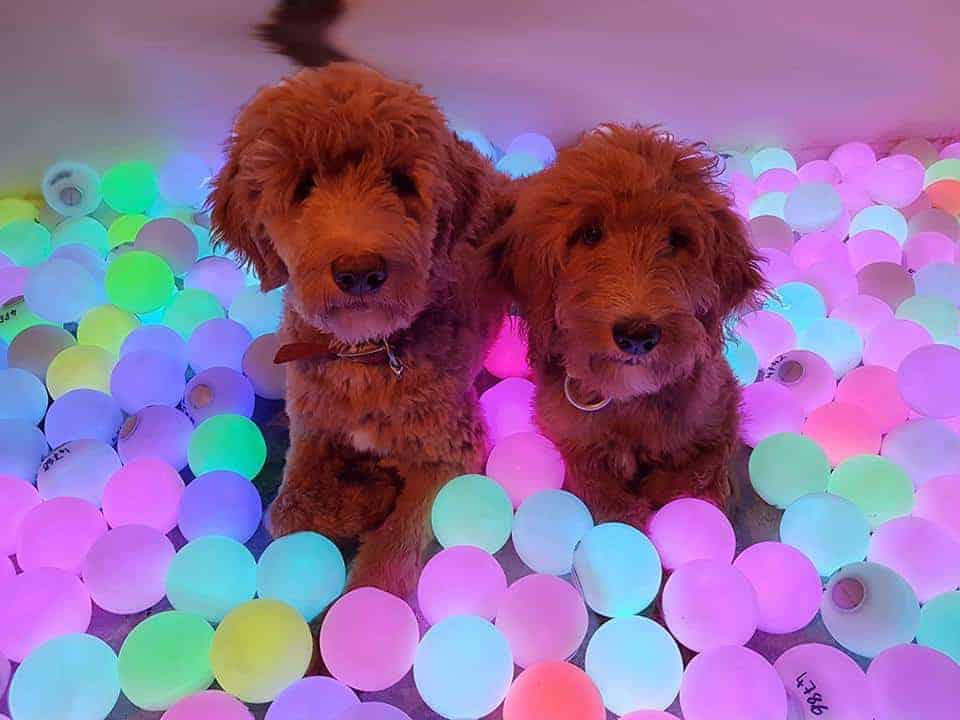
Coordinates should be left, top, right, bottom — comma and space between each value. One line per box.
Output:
918, 591, 960, 663
749, 432, 830, 509
797, 317, 863, 378
166, 536, 256, 623
229, 286, 284, 338
780, 492, 870, 576
748, 191, 788, 220
849, 204, 908, 245
723, 335, 759, 384
52, 217, 109, 256
431, 474, 513, 554
256, 531, 346, 621
512, 489, 593, 575
751, 147, 797, 176
763, 282, 827, 333
187, 413, 267, 480
0, 220, 51, 267
496, 152, 544, 179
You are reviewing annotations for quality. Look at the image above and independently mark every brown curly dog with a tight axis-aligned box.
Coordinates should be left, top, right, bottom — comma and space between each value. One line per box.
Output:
211, 63, 510, 597
491, 125, 764, 528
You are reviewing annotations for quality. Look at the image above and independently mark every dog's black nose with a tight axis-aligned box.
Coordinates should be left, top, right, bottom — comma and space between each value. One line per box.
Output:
332, 253, 388, 296
613, 319, 662, 355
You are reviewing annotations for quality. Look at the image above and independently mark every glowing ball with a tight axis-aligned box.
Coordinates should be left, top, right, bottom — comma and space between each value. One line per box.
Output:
417, 545, 507, 625
868, 516, 960, 603
0, 367, 47, 425
163, 288, 225, 340
187, 413, 266, 479
752, 147, 797, 175
0, 474, 40, 555
837, 182, 874, 217
882, 418, 960, 487
162, 691, 254, 720
186, 317, 252, 373
748, 432, 829, 508
495, 574, 588, 668
321, 587, 419, 692
756, 168, 798, 194
763, 282, 826, 333
828, 454, 913, 527
81, 524, 175, 614
925, 157, 960, 186
184, 256, 245, 308
24, 258, 99, 323
735, 310, 796, 367
821, 561, 919, 657
506, 133, 556, 165
857, 261, 916, 310
0, 566, 91, 661
648, 497, 735, 569
774, 643, 872, 720
0, 197, 38, 228
680, 645, 787, 720
584, 615, 682, 714
0, 298, 50, 344
101, 162, 158, 214
7, 324, 76, 380
942, 143, 960, 160
484, 316, 531, 379
45, 344, 113, 399
739, 381, 805, 447
748, 215, 794, 252
847, 230, 902, 271
121, 324, 188, 370
733, 542, 821, 634
242, 332, 286, 399
265, 677, 359, 720
503, 661, 603, 720
798, 159, 841, 184
0, 220, 51, 266
166, 535, 256, 622
229, 285, 284, 337
620, 713, 679, 720
135, 218, 199, 276
830, 142, 876, 180
497, 152, 545, 178
850, 205, 908, 245
797, 318, 862, 377
41, 160, 101, 217
897, 343, 960, 419
338, 704, 412, 720
780, 492, 869, 575
801, 260, 858, 312
573, 522, 661, 617
512, 489, 592, 575
927, 179, 960, 213
36, 438, 120, 505
101, 456, 184, 532
104, 250, 174, 314
480, 377, 536, 443
177, 471, 260, 543
117, 405, 193, 470
0, 419, 48, 480
757, 247, 799, 286
749, 191, 787, 219
903, 231, 954, 271
256, 531, 345, 621
902, 190, 933, 218
17, 496, 106, 574
431, 473, 513, 553
107, 214, 149, 249
110, 349, 186, 414
158, 152, 210, 208
868, 643, 960, 720
909, 208, 960, 241
896, 295, 959, 341
454, 128, 498, 160
118, 610, 215, 710
836, 365, 908, 433
783, 182, 843, 232
763, 349, 836, 412
414, 615, 513, 719
723, 335, 758, 383
863, 318, 932, 371
914, 474, 960, 542
791, 231, 849, 269
918, 591, 960, 662
78, 304, 140, 356
485, 431, 564, 507
8, 633, 119, 720
915, 262, 960, 306
865, 154, 924, 207
53, 217, 108, 255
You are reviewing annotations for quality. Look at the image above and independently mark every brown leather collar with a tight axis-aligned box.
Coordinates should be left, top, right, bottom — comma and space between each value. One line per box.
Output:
274, 335, 405, 377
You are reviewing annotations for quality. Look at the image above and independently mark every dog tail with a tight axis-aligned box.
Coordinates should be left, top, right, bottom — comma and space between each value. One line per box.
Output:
256, 0, 352, 68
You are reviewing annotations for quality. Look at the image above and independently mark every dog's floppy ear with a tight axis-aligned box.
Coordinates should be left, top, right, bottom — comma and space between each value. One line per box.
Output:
712, 204, 765, 318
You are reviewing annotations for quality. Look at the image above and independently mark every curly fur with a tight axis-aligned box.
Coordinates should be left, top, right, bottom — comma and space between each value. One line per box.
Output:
491, 125, 764, 526
211, 63, 510, 596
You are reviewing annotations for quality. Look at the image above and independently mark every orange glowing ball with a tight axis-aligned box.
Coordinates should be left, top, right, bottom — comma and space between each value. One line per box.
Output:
502, 661, 605, 720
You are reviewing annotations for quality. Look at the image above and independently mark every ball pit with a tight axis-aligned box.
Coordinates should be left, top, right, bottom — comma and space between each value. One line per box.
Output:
417, 545, 507, 625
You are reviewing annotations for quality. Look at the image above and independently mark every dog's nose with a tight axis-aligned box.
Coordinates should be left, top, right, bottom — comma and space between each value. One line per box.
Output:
612, 319, 662, 356
331, 253, 388, 296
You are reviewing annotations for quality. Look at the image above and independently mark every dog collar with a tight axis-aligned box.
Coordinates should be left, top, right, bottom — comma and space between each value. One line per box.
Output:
274, 335, 405, 378
563, 375, 611, 412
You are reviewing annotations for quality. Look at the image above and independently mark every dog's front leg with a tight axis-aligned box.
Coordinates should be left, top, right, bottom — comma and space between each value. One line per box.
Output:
561, 444, 654, 529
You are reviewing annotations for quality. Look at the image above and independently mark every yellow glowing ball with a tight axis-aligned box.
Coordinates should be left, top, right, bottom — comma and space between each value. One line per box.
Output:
78, 304, 141, 356
0, 198, 39, 229
107, 214, 150, 249
46, 344, 115, 399
210, 599, 313, 703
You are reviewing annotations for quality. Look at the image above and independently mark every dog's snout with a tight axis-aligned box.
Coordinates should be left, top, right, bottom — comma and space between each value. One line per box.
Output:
332, 253, 388, 296
613, 319, 662, 356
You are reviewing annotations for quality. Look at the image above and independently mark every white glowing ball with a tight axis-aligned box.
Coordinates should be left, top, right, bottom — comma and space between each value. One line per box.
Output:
42, 161, 102, 217
783, 183, 843, 232
229, 286, 284, 337
24, 259, 100, 323
866, 154, 925, 208
751, 147, 797, 175
512, 489, 593, 575
36, 438, 121, 506
850, 205, 908, 246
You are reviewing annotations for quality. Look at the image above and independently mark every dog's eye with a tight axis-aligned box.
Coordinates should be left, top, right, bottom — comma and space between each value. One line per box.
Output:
573, 224, 603, 247
389, 171, 417, 197
293, 171, 315, 204
669, 232, 690, 251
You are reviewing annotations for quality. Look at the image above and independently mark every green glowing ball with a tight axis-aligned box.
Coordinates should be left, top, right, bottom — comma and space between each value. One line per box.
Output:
895, 295, 960, 341
188, 414, 267, 479
78, 304, 141, 356
0, 198, 39, 229
107, 214, 150, 249
829, 455, 915, 529
749, 432, 831, 508
117, 610, 215, 711
0, 220, 51, 266
105, 251, 175, 314
917, 591, 960, 663
0, 297, 52, 344
162, 289, 224, 340
431, 474, 514, 553
45, 344, 115, 399
101, 162, 159, 214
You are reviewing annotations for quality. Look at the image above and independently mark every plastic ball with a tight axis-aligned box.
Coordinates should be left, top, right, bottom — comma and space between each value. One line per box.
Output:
867, 643, 960, 720
497, 152, 545, 178
723, 335, 759, 383
850, 205, 908, 245
847, 230, 902, 271
186, 317, 252, 373
764, 282, 826, 333
24, 258, 99, 323
0, 474, 40, 555
740, 381, 805, 447
903, 230, 954, 271
647, 497, 735, 570
321, 587, 419, 692
830, 142, 876, 181
484, 316, 531, 379
184, 256, 246, 308
909, 207, 960, 242
573, 522, 662, 618
733, 542, 822, 634
914, 474, 960, 542
106, 214, 150, 249
837, 365, 909, 433
680, 645, 787, 720
7, 324, 76, 381
104, 250, 175, 314
791, 231, 850, 269
162, 691, 254, 720
78, 304, 140, 356
110, 349, 186, 414
121, 324, 188, 369
837, 181, 874, 216
801, 259, 858, 312
176, 470, 262, 543
918, 591, 960, 663
0, 367, 47, 425
166, 535, 256, 623
338, 703, 412, 720
803, 401, 881, 465
8, 633, 119, 720
796, 318, 862, 377
17, 496, 107, 574
828, 454, 914, 528
783, 182, 843, 232
0, 220, 51, 266
101, 456, 184, 532
495, 574, 588, 668
135, 218, 198, 276
748, 432, 830, 508
915, 262, 960, 306
0, 197, 38, 228
774, 643, 872, 720
512, 489, 593, 575
414, 614, 512, 719
0, 419, 48, 480
780, 492, 870, 576
257, 531, 345, 621
749, 191, 788, 219
187, 413, 266, 479
882, 418, 960, 487
506, 133, 556, 165
101, 162, 158, 214
863, 318, 932, 373
485, 431, 564, 507
0, 297, 50, 344
735, 310, 796, 367
503, 661, 604, 720
763, 349, 837, 413
868, 516, 960, 603
45, 344, 113, 399
183, 366, 256, 422
752, 147, 797, 175
796, 159, 840, 184
417, 545, 507, 625
896, 295, 958, 341
756, 168, 799, 194
241, 332, 286, 399
480, 377, 536, 444
163, 288, 225, 340
857, 262, 915, 310
264, 677, 359, 720
82, 525, 175, 614
831, 294, 894, 340
431, 474, 513, 553
158, 152, 210, 208
585, 615, 682, 714
865, 154, 925, 207
901, 190, 934, 218
118, 610, 215, 710
454, 127, 497, 160
117, 405, 193, 470
897, 343, 960, 419
748, 215, 794, 252
36, 438, 120, 505
229, 285, 284, 337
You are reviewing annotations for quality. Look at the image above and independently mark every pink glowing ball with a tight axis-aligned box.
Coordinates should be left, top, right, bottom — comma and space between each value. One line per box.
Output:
830, 142, 877, 182
791, 232, 850, 270
0, 566, 92, 662
774, 643, 873, 720
740, 381, 805, 447
731, 175, 758, 216
863, 319, 933, 371
0, 474, 40, 555
648, 497, 736, 571
802, 401, 881, 466
320, 587, 419, 692
865, 154, 925, 208
914, 474, 960, 542
1, 557, 11, 580
417, 545, 507, 626
756, 168, 799, 194
680, 645, 787, 720
903, 231, 954, 271
338, 703, 412, 720
798, 159, 841, 185
749, 216, 794, 253
802, 261, 858, 312
82, 524, 175, 614
495, 574, 588, 669
265, 676, 359, 720
908, 208, 960, 242
485, 431, 564, 507
900, 191, 933, 219
856, 262, 916, 310
868, 516, 960, 603
161, 690, 254, 720
620, 714, 678, 720
830, 294, 894, 340
735, 311, 797, 367
16, 496, 107, 574
882, 418, 960, 488
763, 349, 837, 413
837, 365, 909, 433
662, 560, 759, 652
846, 230, 902, 272
897, 344, 960, 419
479, 377, 537, 444
242, 333, 286, 400
756, 248, 799, 287
101, 457, 185, 533
733, 542, 822, 634
117, 405, 193, 470
837, 182, 874, 216
942, 142, 960, 161
484, 316, 531, 379
0, 650, 8, 696
866, 644, 960, 720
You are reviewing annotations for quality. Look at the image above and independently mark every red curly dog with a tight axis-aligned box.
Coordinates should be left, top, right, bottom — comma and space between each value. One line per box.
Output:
491, 126, 764, 527
211, 63, 510, 597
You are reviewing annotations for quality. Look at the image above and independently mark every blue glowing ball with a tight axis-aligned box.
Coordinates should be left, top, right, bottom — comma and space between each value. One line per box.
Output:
177, 470, 262, 543
158, 152, 211, 208
110, 349, 186, 415
454, 129, 498, 161
44, 389, 123, 449
187, 318, 253, 373
751, 147, 797, 176
496, 152, 545, 179
165, 535, 257, 623
763, 282, 827, 333
780, 492, 870, 576
256, 531, 346, 622
0, 367, 49, 425
914, 262, 960, 306
797, 317, 863, 378
723, 335, 760, 384
850, 205, 908, 246
506, 133, 556, 165
0, 419, 49, 481
120, 325, 188, 373
512, 489, 593, 575
24, 258, 101, 323
229, 286, 284, 338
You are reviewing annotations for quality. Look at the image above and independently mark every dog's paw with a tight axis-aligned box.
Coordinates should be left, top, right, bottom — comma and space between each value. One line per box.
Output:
347, 544, 422, 601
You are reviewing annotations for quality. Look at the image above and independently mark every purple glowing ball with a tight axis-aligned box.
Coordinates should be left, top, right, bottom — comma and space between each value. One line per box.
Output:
184, 257, 247, 309
183, 366, 256, 424
740, 381, 805, 447
177, 470, 263, 543
680, 645, 787, 720
110, 349, 186, 414
868, 516, 960, 603
830, 294, 894, 339
0, 474, 40, 555
120, 325, 188, 372
866, 644, 960, 720
187, 318, 253, 373
735, 310, 797, 368
44, 389, 123, 449
863, 319, 932, 371
117, 405, 193, 470
733, 542, 822, 634
897, 344, 960, 419
264, 676, 359, 720
847, 230, 902, 272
